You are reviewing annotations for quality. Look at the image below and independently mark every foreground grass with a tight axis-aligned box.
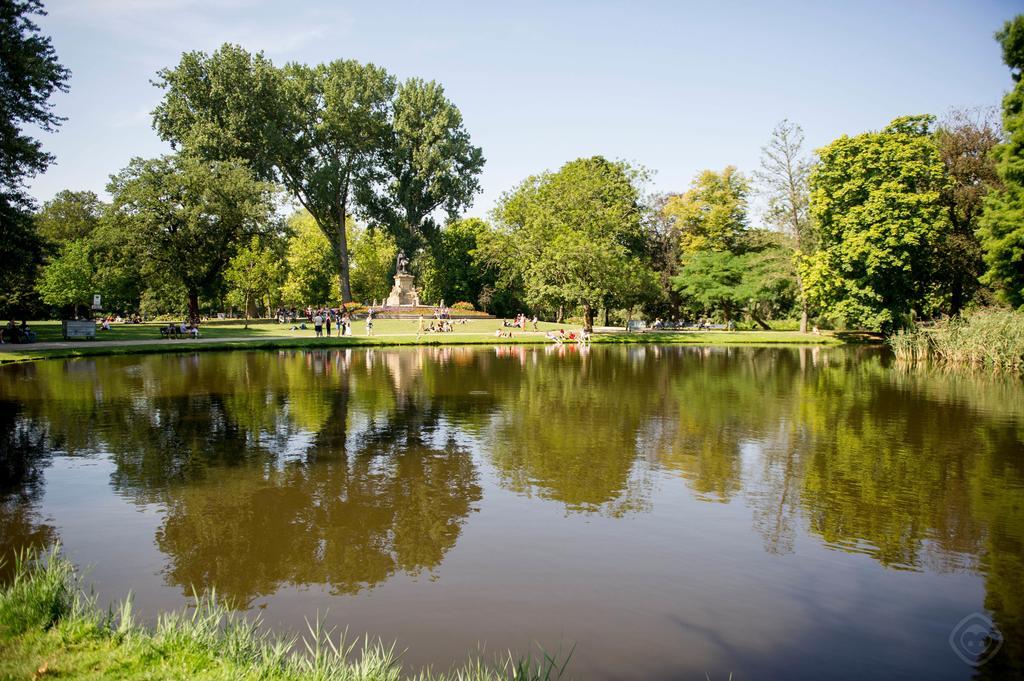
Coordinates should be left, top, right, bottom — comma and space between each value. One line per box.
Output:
0, 547, 569, 681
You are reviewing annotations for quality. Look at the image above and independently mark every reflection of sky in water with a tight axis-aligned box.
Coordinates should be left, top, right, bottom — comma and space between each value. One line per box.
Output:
0, 346, 1020, 680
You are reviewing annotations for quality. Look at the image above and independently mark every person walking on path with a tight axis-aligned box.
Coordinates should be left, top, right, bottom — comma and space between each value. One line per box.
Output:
313, 312, 324, 337
365, 309, 374, 336
325, 311, 332, 337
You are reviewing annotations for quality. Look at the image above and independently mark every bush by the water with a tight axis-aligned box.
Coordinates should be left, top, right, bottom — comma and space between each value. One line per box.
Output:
0, 546, 569, 681
889, 309, 1024, 371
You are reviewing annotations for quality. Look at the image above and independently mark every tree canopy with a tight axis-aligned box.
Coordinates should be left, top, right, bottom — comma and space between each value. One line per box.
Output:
662, 166, 749, 254
1, 0, 68, 320
802, 116, 950, 331
107, 154, 278, 321
485, 156, 653, 329
34, 189, 104, 244
152, 44, 483, 303
978, 16, 1024, 308
35, 238, 92, 317
0, 0, 69, 208
359, 78, 485, 253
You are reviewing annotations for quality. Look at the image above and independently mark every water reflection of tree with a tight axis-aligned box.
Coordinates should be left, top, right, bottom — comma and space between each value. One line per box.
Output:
485, 347, 655, 515
0, 400, 56, 581
107, 349, 483, 606
155, 439, 480, 606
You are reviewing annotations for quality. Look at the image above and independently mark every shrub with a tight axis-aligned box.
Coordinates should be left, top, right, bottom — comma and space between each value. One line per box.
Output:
452, 301, 475, 311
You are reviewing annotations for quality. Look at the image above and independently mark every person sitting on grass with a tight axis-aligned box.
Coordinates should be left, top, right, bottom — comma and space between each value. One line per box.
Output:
496, 327, 512, 338
545, 330, 562, 344
2, 320, 16, 344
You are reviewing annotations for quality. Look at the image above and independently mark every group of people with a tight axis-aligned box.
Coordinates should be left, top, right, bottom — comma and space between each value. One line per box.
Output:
420, 316, 465, 335
1, 320, 35, 344
161, 321, 200, 338
650, 317, 736, 331
98, 314, 143, 327
304, 308, 359, 337
544, 328, 591, 345
503, 314, 538, 331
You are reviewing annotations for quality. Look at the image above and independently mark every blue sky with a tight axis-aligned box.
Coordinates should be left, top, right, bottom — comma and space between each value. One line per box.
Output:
27, 0, 1021, 220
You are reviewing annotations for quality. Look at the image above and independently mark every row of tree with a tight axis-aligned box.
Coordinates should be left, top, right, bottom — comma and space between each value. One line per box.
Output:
5, 1, 1024, 332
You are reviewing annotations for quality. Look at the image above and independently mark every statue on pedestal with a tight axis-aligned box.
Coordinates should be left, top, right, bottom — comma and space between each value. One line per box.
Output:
386, 250, 419, 307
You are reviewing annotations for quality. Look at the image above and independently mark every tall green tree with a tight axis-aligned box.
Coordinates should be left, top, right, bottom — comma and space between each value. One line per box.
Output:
225, 237, 281, 326
755, 120, 815, 331
934, 108, 1002, 314
349, 225, 397, 304
1, 0, 69, 320
801, 116, 950, 331
0, 0, 69, 208
673, 232, 797, 326
153, 46, 396, 303
978, 16, 1024, 308
279, 212, 339, 307
673, 249, 746, 322
107, 154, 278, 321
34, 189, 105, 244
417, 217, 493, 308
662, 166, 749, 254
35, 238, 93, 318
485, 157, 652, 330
359, 78, 485, 253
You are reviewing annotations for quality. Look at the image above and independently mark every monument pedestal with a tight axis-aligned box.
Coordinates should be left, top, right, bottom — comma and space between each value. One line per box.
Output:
386, 273, 420, 307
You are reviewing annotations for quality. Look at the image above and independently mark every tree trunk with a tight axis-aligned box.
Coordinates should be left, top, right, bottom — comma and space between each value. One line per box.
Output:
751, 311, 772, 330
335, 200, 353, 304
950, 280, 965, 317
187, 290, 200, 324
603, 307, 609, 327
243, 292, 250, 329
583, 303, 595, 332
795, 268, 809, 334
556, 305, 564, 323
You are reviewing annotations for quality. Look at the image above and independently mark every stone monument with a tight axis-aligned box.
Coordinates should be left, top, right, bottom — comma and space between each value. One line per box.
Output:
385, 250, 420, 307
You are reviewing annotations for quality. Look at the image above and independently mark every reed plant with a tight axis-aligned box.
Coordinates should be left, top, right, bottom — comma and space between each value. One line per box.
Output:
888, 309, 1024, 371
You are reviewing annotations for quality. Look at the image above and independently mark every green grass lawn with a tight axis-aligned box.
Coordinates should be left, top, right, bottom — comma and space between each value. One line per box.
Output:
20, 318, 576, 343
0, 319, 843, 364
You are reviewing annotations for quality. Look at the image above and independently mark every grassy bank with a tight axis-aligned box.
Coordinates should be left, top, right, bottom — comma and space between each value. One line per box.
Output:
0, 547, 567, 681
889, 309, 1024, 372
0, 319, 843, 364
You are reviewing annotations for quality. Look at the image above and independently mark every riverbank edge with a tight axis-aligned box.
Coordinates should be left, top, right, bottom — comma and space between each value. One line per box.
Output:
0, 331, 847, 364
0, 548, 565, 681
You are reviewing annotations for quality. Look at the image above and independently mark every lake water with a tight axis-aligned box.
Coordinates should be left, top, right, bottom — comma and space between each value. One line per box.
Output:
0, 345, 1021, 680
